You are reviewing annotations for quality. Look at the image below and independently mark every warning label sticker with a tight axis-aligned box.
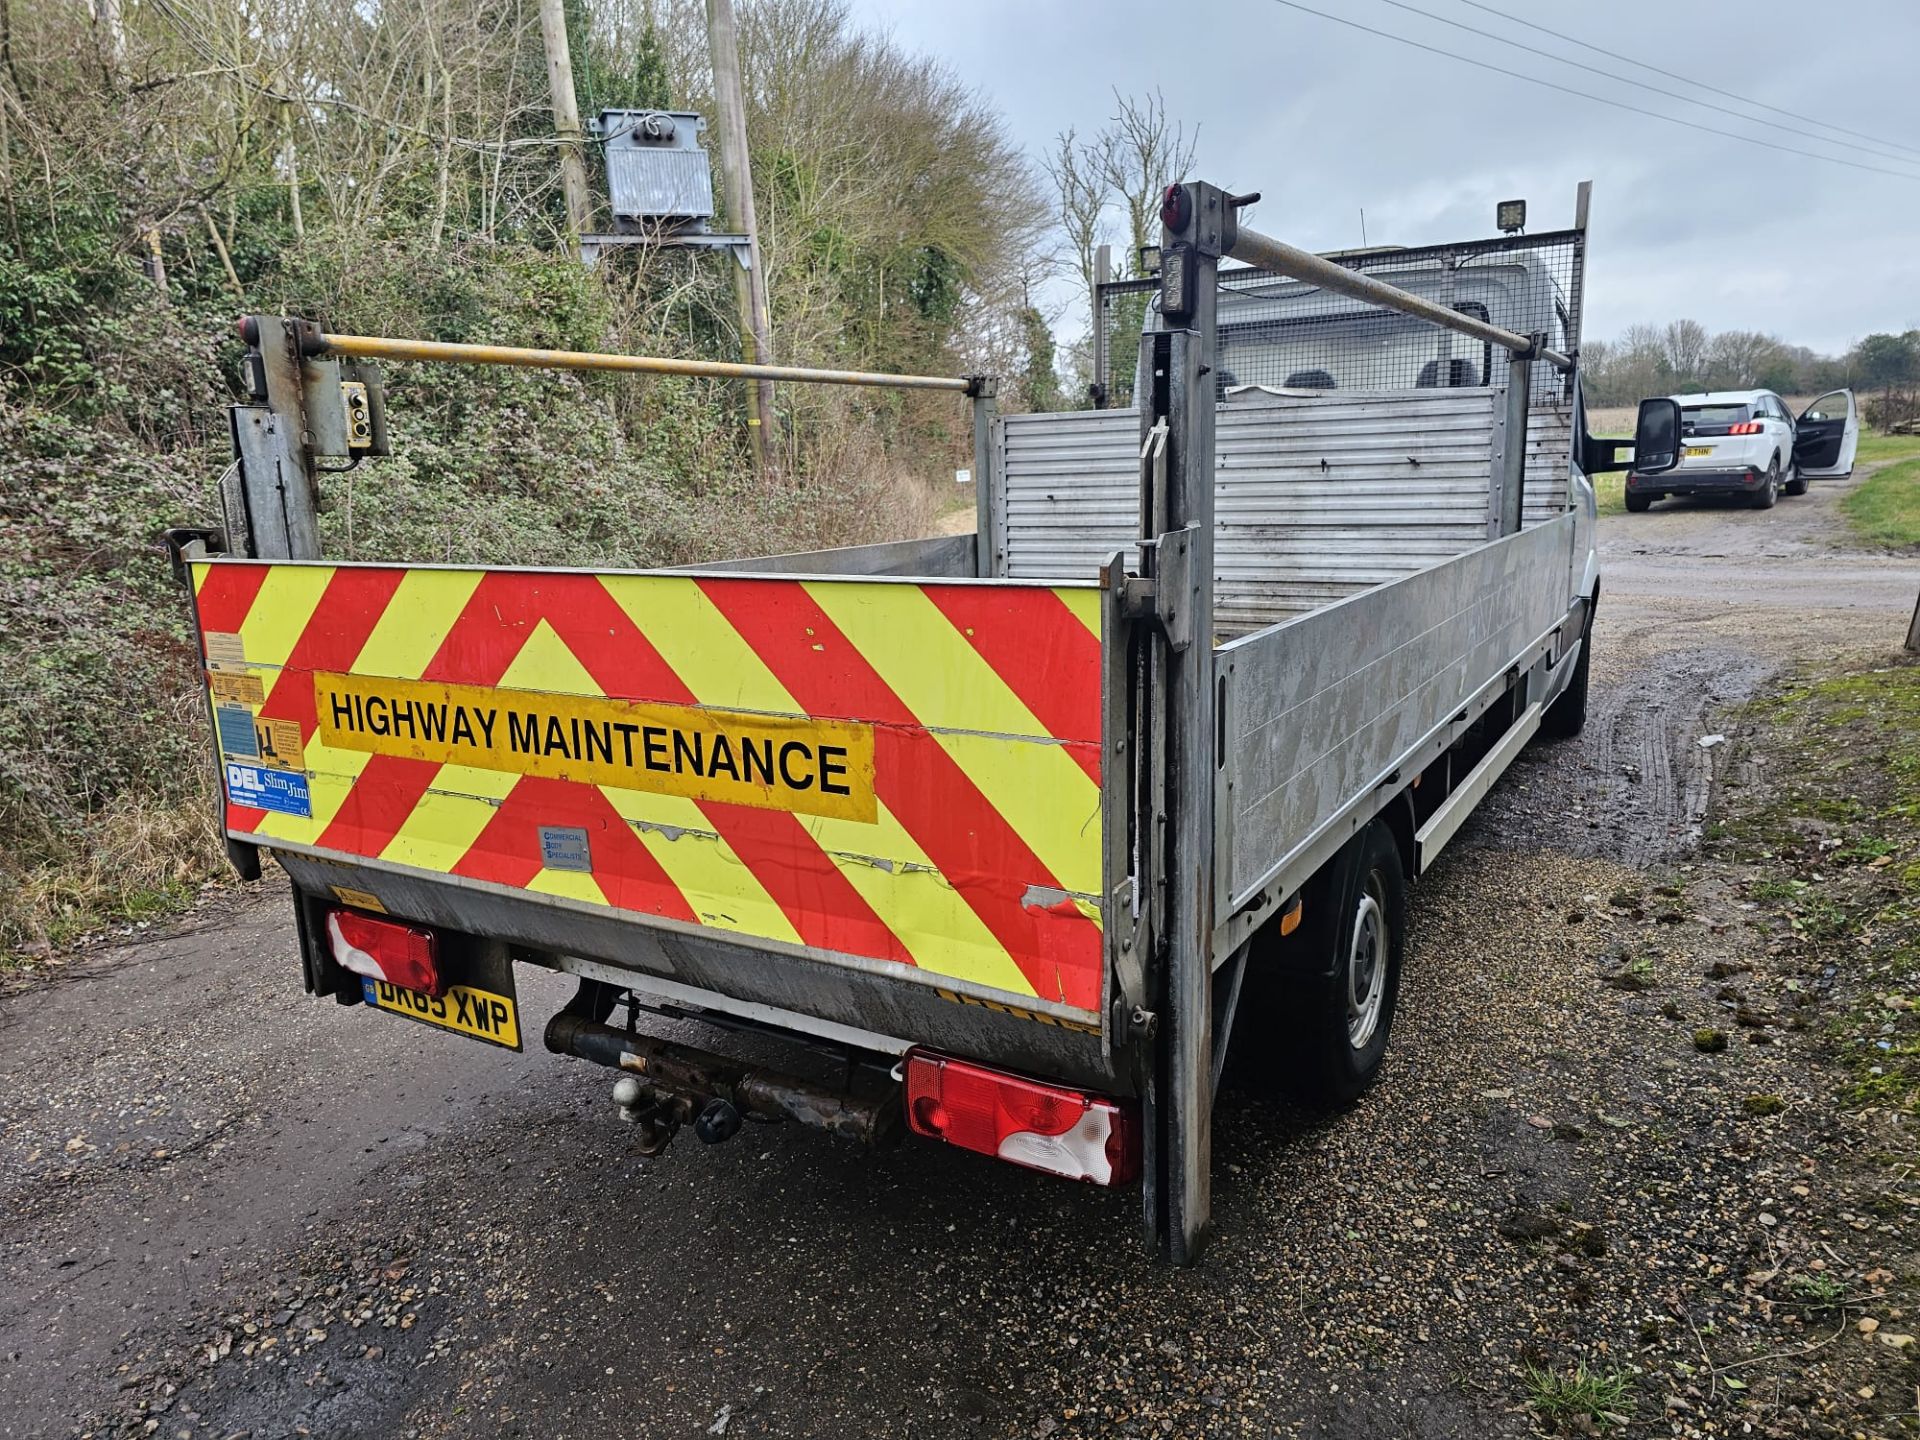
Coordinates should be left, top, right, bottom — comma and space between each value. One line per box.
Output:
203, 631, 248, 670
208, 671, 266, 706
253, 716, 305, 772
329, 885, 386, 912
225, 762, 312, 817
312, 672, 877, 822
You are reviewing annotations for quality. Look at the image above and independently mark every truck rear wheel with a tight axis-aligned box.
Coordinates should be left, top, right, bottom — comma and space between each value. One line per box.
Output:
1283, 820, 1406, 1109
1540, 595, 1594, 740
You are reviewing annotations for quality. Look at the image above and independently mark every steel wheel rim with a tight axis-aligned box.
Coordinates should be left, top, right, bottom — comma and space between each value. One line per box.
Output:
1347, 877, 1388, 1050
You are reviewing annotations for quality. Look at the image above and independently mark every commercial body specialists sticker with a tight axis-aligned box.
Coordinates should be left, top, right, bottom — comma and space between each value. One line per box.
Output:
312, 672, 877, 822
225, 762, 312, 817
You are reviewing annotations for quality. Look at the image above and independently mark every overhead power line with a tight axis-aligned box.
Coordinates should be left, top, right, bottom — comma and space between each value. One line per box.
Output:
1451, 0, 1920, 163
1267, 0, 1920, 183
1376, 0, 1920, 169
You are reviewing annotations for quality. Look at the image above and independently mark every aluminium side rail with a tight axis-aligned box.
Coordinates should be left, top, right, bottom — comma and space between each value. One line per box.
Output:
1130, 183, 1593, 1261
1217, 227, 1575, 373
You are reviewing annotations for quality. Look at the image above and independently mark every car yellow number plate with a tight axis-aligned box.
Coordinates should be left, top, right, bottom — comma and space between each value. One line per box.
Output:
1684, 445, 1713, 457
359, 977, 522, 1049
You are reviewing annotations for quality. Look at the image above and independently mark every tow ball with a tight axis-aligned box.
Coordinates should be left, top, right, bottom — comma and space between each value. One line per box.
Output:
549, 1009, 903, 1149
609, 1077, 744, 1154
610, 1075, 685, 1154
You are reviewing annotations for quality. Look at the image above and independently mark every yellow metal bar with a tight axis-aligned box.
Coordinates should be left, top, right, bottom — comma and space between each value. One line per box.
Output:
315, 332, 975, 393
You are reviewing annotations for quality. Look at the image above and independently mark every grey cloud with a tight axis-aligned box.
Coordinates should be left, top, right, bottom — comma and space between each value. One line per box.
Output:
847, 0, 1920, 353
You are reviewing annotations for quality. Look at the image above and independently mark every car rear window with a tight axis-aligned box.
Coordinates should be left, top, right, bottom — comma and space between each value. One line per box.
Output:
1682, 404, 1752, 427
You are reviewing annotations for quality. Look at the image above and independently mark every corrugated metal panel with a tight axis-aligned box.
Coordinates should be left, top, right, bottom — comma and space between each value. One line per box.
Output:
605, 148, 715, 224
1000, 391, 1570, 632
1522, 404, 1574, 528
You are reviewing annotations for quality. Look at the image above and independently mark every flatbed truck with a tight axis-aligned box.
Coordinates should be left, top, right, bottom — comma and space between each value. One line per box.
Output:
167, 179, 1643, 1260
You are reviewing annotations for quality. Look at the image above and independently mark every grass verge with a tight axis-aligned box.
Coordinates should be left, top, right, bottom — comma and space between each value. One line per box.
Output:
1718, 661, 1920, 1117
1853, 430, 1920, 467
1, 788, 227, 984
1841, 454, 1920, 547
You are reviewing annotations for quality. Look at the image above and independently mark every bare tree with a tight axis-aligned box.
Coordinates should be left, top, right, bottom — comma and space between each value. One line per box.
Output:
1095, 88, 1197, 276
1039, 88, 1198, 398
1042, 125, 1108, 310
1661, 318, 1709, 388
1703, 329, 1785, 391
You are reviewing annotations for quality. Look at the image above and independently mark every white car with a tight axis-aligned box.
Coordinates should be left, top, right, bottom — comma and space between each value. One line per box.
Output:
1624, 388, 1859, 512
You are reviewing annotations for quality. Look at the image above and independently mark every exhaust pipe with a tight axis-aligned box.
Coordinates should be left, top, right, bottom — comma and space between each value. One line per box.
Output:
544, 1011, 904, 1150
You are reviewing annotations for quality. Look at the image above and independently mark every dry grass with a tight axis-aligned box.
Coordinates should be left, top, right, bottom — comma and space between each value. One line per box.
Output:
2, 785, 226, 969
1589, 395, 1821, 437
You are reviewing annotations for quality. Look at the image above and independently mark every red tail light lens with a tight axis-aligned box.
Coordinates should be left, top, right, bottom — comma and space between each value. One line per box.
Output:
902, 1050, 1138, 1186
1727, 421, 1762, 434
326, 908, 443, 996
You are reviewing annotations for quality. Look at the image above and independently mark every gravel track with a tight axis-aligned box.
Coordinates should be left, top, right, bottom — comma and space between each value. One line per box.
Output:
3, 471, 1916, 1439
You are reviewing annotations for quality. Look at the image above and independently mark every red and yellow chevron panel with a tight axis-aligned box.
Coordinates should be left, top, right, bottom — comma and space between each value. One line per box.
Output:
189, 561, 1106, 1012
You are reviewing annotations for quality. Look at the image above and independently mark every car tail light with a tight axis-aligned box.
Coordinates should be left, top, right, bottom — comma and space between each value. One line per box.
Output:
326, 908, 443, 995
1728, 421, 1762, 434
902, 1049, 1138, 1185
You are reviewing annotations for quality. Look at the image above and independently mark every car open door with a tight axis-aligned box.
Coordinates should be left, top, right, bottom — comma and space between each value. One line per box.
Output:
1795, 390, 1859, 479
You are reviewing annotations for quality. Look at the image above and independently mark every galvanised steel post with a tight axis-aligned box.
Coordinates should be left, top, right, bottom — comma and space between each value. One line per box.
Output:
1091, 244, 1111, 408
1498, 339, 1537, 537
970, 378, 1001, 578
1138, 181, 1232, 1263
238, 316, 323, 561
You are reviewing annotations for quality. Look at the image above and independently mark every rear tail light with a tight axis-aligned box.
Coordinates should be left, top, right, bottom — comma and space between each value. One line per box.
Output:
326, 908, 443, 996
902, 1049, 1138, 1185
1728, 421, 1762, 434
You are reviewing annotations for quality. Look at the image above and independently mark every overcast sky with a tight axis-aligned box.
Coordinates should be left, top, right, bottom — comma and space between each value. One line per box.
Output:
844, 0, 1920, 356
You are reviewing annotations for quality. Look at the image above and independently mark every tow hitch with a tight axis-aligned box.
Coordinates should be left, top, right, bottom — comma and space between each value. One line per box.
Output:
544, 1010, 904, 1155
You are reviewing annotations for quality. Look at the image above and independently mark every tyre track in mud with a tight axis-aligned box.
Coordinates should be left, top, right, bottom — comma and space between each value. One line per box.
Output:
1477, 466, 1919, 867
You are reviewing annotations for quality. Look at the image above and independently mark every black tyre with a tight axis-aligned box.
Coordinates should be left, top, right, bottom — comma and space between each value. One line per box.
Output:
1750, 457, 1780, 509
1624, 492, 1653, 513
1282, 821, 1407, 1109
1541, 594, 1594, 740
1783, 460, 1808, 496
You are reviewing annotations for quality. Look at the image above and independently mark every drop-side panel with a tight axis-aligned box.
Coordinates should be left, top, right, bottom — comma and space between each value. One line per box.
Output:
187, 560, 1106, 1019
1220, 513, 1578, 908
999, 390, 1560, 629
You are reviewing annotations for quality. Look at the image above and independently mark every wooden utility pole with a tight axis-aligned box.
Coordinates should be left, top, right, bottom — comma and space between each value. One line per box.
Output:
705, 0, 776, 475
537, 0, 593, 251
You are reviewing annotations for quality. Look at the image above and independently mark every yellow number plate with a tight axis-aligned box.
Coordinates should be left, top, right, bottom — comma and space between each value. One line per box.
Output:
1684, 445, 1713, 457
359, 978, 521, 1049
